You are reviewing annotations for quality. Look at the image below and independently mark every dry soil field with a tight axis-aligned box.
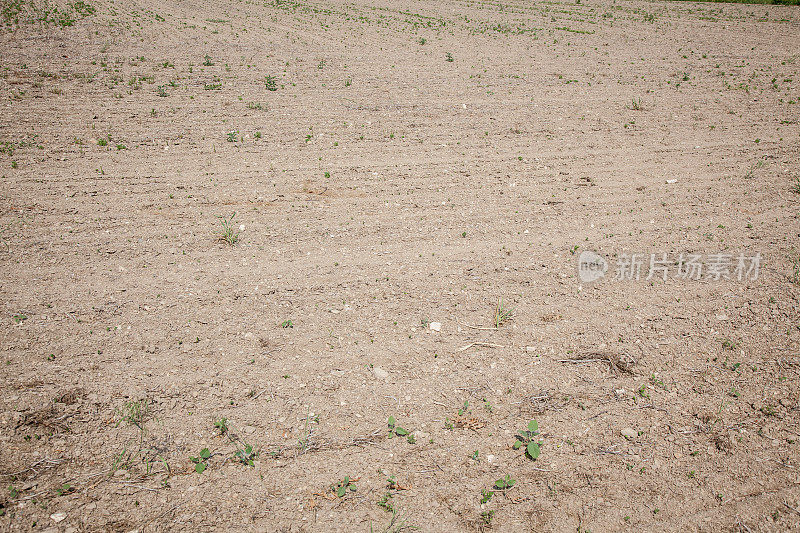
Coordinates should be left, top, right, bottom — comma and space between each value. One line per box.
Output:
1, 0, 799, 531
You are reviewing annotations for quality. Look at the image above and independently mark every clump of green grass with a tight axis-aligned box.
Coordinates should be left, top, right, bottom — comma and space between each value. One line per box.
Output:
115, 399, 153, 430
265, 75, 278, 91
217, 212, 240, 245
744, 160, 765, 179
493, 299, 514, 328
369, 508, 417, 533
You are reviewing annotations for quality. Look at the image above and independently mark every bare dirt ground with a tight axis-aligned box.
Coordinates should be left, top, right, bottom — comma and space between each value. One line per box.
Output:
1, 0, 799, 531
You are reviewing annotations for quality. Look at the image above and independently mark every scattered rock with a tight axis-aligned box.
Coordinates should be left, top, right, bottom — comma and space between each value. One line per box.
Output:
429, 322, 441, 332
50, 511, 67, 523
621, 427, 637, 440
372, 367, 389, 380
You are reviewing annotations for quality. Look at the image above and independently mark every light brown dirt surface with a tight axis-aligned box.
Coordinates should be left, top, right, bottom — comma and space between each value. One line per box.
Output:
1, 0, 799, 531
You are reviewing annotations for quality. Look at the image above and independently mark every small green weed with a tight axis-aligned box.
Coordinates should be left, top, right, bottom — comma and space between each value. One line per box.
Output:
189, 448, 211, 473
217, 212, 240, 245
332, 476, 357, 498
387, 416, 411, 441
512, 420, 541, 460
493, 299, 514, 328
115, 399, 152, 430
494, 474, 516, 490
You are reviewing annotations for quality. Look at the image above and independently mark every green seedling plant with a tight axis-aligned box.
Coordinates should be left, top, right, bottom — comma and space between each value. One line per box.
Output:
233, 443, 257, 466
55, 483, 73, 496
387, 416, 410, 439
494, 299, 514, 328
443, 400, 471, 430
332, 476, 357, 498
265, 75, 278, 91
214, 417, 228, 434
190, 448, 211, 473
115, 399, 152, 430
513, 420, 541, 460
217, 212, 240, 245
745, 160, 765, 179
494, 474, 516, 490
378, 491, 394, 511
386, 475, 406, 491
369, 508, 417, 533
211, 418, 258, 466
297, 410, 318, 454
